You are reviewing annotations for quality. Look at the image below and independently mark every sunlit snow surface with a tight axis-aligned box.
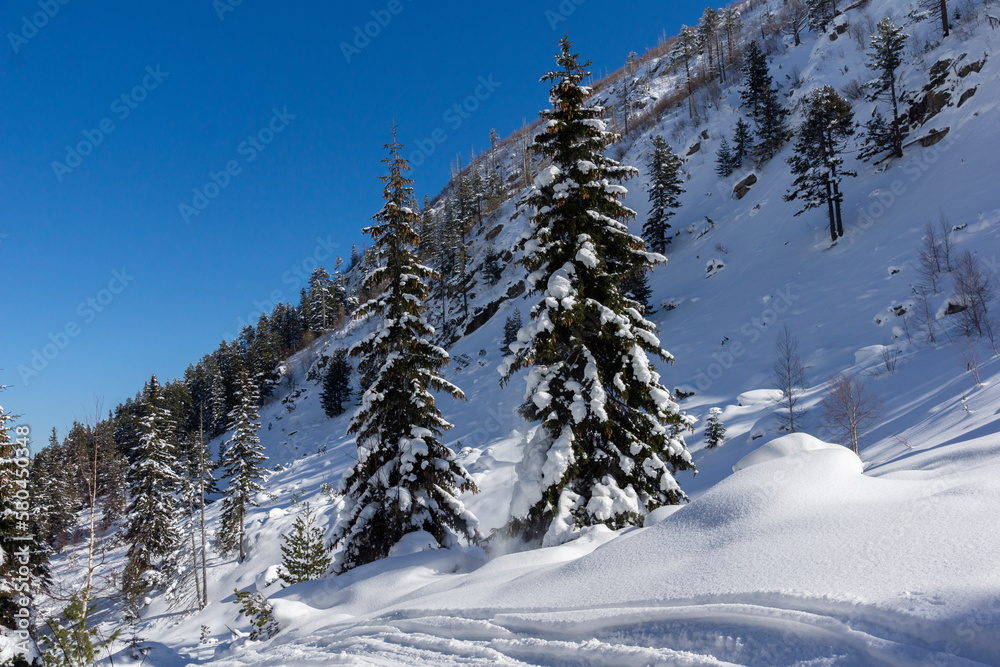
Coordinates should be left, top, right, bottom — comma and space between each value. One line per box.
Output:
34, 0, 1000, 662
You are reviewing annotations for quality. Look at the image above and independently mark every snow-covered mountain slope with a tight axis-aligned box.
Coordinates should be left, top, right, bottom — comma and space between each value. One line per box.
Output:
43, 0, 1000, 664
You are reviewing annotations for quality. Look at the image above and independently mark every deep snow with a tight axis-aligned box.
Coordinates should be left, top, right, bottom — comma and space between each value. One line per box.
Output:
31, 0, 1000, 664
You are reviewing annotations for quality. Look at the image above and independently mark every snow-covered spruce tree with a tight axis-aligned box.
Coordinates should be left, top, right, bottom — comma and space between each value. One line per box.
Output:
671, 26, 699, 119
623, 267, 653, 314
330, 128, 480, 574
739, 41, 769, 119
859, 109, 896, 162
320, 348, 353, 418
866, 17, 907, 159
500, 37, 695, 546
784, 85, 856, 242
740, 41, 787, 161
704, 408, 726, 449
501, 307, 523, 355
732, 118, 754, 169
217, 370, 267, 563
279, 505, 332, 586
807, 0, 836, 32
920, 0, 950, 38
715, 137, 736, 178
123, 376, 182, 599
309, 267, 336, 331
208, 367, 227, 437
643, 135, 684, 254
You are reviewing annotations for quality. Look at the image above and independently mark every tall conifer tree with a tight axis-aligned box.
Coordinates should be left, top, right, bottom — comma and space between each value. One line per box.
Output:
123, 376, 182, 598
330, 128, 479, 574
218, 370, 267, 563
501, 37, 695, 546
643, 135, 684, 254
785, 86, 856, 242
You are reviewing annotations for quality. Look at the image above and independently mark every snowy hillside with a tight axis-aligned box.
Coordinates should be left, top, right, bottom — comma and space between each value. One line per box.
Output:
28, 0, 1000, 664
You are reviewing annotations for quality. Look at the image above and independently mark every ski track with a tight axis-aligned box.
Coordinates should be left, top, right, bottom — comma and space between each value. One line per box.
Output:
206, 596, 995, 666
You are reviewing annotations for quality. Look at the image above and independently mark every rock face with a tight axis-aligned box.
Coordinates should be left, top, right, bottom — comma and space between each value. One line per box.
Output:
957, 55, 986, 78
485, 224, 504, 241
686, 142, 701, 156
463, 281, 525, 337
733, 172, 758, 200
958, 87, 977, 108
920, 127, 950, 147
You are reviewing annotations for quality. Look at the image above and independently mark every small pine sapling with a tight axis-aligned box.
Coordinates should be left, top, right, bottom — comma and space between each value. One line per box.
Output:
704, 408, 726, 448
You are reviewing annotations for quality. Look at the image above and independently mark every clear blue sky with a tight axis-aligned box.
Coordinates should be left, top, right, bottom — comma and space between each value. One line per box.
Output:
1, 0, 703, 445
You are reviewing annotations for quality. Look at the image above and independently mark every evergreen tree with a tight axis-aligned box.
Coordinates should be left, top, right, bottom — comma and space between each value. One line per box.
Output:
123, 376, 182, 599
755, 85, 788, 161
784, 86, 856, 242
217, 370, 266, 562
920, 0, 950, 38
807, 0, 836, 32
208, 366, 227, 438
501, 37, 695, 546
501, 307, 522, 355
331, 128, 480, 574
697, 7, 724, 83
867, 17, 907, 159
715, 136, 737, 178
671, 26, 699, 119
643, 135, 684, 254
279, 505, 332, 586
299, 287, 314, 333
309, 268, 337, 331
704, 407, 726, 448
30, 430, 78, 549
859, 108, 896, 162
740, 41, 787, 161
732, 118, 754, 168
739, 42, 769, 118
622, 267, 654, 314
482, 245, 504, 286
320, 349, 352, 418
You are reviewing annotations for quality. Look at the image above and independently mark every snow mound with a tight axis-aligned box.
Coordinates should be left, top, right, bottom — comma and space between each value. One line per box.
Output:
733, 432, 855, 473
389, 530, 440, 557
737, 389, 783, 406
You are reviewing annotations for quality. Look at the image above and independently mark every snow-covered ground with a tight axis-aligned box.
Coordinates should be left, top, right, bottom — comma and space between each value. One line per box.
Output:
37, 0, 1000, 663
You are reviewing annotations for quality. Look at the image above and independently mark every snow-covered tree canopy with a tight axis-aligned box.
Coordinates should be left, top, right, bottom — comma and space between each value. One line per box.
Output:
332, 128, 480, 574
500, 36, 695, 547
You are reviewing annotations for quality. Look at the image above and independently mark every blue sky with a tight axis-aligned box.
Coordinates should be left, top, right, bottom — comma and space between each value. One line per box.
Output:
1, 0, 704, 445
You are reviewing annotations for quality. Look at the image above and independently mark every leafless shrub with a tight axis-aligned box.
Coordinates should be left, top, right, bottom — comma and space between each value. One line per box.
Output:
772, 325, 806, 432
917, 222, 943, 293
937, 213, 953, 272
714, 242, 729, 255
821, 374, 882, 455
952, 250, 997, 345
881, 339, 901, 373
842, 78, 866, 101
959, 338, 983, 385
914, 286, 937, 343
